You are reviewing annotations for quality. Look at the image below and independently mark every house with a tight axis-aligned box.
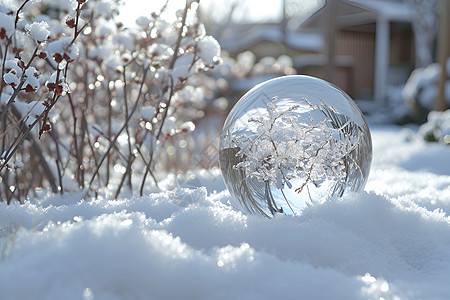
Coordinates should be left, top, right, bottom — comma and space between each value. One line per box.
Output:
218, 0, 418, 103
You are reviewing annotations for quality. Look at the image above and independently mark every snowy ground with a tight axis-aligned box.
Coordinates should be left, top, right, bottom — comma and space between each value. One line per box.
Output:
1, 125, 450, 300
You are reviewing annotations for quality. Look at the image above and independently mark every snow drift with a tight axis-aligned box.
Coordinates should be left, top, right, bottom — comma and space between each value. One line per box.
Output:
1, 126, 450, 300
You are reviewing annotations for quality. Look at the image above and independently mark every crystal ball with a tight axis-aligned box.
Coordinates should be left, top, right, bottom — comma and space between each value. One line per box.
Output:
219, 75, 372, 217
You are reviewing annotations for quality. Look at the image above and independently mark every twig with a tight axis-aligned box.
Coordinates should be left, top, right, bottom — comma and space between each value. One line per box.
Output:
87, 65, 150, 193
49, 124, 64, 194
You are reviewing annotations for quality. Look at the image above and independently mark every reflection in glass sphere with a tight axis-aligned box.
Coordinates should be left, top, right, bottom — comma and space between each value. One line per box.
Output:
219, 75, 372, 217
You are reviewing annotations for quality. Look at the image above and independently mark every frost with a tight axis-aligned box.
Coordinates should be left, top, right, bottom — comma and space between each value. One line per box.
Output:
25, 21, 50, 43
0, 0, 223, 203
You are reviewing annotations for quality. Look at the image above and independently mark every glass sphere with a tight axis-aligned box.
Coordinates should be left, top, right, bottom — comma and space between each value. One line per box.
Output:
219, 75, 372, 217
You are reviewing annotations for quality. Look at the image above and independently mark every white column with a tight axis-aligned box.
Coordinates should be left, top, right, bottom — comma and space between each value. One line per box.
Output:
374, 16, 390, 104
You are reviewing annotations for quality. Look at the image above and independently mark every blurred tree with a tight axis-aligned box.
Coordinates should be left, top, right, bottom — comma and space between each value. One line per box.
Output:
407, 0, 438, 68
436, 0, 450, 111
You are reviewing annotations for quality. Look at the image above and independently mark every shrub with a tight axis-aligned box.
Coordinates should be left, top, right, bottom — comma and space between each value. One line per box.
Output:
0, 0, 223, 203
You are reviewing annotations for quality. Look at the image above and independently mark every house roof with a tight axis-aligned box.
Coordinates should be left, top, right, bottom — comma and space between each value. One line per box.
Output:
219, 0, 414, 56
219, 25, 323, 55
345, 0, 413, 22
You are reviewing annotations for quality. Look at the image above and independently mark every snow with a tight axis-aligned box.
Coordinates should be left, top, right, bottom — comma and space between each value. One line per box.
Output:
1, 126, 450, 299
3, 72, 19, 87
135, 16, 150, 28
4, 59, 23, 77
0, 11, 14, 39
197, 36, 221, 65
47, 37, 80, 62
25, 21, 50, 43
418, 109, 450, 144
172, 54, 195, 84
24, 67, 41, 92
402, 63, 444, 110
161, 116, 177, 135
